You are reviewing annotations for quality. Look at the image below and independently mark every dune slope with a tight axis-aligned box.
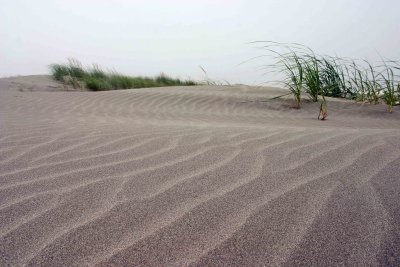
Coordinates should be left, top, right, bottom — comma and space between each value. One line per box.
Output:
0, 76, 399, 266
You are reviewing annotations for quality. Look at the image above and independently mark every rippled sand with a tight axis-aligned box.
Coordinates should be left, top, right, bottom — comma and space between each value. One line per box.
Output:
1, 75, 399, 266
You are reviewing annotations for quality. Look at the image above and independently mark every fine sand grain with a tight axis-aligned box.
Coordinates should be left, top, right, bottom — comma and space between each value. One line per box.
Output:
0, 75, 399, 266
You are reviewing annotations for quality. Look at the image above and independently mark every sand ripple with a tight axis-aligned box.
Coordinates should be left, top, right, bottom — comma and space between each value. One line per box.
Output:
1, 76, 400, 266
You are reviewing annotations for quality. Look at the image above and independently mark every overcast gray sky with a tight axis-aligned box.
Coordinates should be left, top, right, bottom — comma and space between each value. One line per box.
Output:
1, 0, 399, 84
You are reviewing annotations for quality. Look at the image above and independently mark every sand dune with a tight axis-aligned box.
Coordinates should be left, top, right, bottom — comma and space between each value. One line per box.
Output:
0, 75, 399, 266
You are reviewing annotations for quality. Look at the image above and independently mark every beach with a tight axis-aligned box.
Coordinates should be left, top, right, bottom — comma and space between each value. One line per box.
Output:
1, 75, 399, 266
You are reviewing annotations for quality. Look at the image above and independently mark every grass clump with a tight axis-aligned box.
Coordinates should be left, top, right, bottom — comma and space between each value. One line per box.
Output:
382, 68, 397, 113
320, 57, 346, 98
49, 58, 199, 91
303, 55, 322, 102
281, 52, 304, 108
251, 41, 400, 113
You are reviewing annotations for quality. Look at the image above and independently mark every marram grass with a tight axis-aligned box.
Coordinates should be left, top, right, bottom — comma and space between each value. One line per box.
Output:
253, 41, 400, 113
49, 58, 199, 91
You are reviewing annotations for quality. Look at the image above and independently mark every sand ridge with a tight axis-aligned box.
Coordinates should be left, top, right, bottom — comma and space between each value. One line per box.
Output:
0, 76, 400, 266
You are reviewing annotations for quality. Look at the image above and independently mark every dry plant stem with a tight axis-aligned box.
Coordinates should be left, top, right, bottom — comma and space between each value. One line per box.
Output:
318, 95, 328, 120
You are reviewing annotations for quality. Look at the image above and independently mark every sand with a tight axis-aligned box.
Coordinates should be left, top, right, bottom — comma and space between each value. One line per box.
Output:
0, 75, 399, 266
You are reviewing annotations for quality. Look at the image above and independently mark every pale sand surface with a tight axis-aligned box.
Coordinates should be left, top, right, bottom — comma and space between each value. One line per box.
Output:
0, 75, 400, 266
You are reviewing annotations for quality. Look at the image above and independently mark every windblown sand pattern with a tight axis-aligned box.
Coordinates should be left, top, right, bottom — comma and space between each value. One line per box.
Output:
1, 76, 400, 266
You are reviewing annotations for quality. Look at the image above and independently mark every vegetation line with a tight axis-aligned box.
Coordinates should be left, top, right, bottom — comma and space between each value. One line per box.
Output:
49, 58, 198, 91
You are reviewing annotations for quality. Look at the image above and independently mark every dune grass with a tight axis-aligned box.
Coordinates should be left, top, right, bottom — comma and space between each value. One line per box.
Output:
382, 67, 397, 113
303, 54, 322, 102
253, 41, 400, 113
49, 58, 199, 91
282, 52, 303, 108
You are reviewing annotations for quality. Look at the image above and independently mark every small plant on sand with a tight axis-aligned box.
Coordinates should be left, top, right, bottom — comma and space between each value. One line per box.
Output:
303, 55, 322, 102
320, 57, 345, 98
318, 94, 328, 120
349, 62, 367, 103
381, 67, 397, 113
363, 61, 382, 104
282, 52, 304, 108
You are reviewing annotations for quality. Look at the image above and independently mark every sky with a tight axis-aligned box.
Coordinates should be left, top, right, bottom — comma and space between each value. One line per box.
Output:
1, 0, 399, 84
